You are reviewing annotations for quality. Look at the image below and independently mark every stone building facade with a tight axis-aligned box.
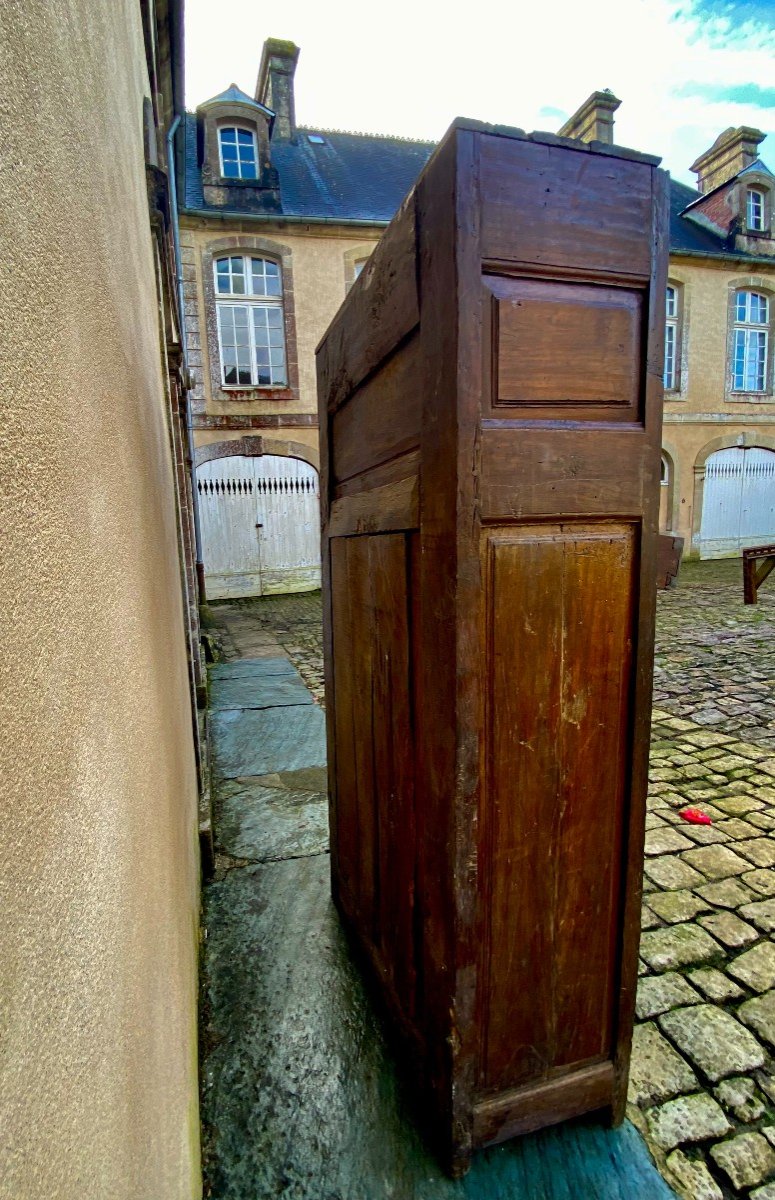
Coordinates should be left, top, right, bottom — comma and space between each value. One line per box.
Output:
182, 63, 775, 580
179, 40, 433, 595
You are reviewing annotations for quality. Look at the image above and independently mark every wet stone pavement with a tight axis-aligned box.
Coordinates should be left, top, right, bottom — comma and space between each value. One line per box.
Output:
201, 597, 673, 1200
202, 560, 775, 1199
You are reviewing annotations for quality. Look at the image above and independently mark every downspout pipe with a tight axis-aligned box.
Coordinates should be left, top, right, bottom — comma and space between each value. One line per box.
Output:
167, 113, 206, 603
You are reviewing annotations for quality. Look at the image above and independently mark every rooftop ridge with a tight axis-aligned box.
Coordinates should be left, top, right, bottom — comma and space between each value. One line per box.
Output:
297, 124, 437, 145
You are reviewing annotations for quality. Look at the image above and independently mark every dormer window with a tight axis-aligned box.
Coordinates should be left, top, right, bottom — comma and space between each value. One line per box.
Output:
747, 187, 766, 232
218, 126, 258, 180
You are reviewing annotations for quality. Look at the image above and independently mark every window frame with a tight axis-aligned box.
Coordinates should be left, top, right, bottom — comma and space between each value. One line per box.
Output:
746, 187, 766, 233
732, 289, 770, 395
217, 125, 259, 181
664, 283, 683, 393
213, 254, 287, 389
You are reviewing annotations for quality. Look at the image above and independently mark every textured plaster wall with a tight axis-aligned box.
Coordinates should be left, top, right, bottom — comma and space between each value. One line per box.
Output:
0, 3, 201, 1198
663, 256, 775, 550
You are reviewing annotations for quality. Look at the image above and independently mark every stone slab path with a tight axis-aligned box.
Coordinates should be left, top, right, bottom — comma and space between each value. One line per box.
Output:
202, 600, 676, 1200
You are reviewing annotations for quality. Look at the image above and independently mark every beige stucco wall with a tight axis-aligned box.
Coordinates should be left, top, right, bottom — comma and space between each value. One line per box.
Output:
0, 3, 200, 1198
181, 218, 379, 420
662, 254, 775, 553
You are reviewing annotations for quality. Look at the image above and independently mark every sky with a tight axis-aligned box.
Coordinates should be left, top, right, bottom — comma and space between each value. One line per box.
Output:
185, 0, 775, 187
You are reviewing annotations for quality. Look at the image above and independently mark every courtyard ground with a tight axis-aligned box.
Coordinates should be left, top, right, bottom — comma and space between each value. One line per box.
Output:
202, 558, 775, 1199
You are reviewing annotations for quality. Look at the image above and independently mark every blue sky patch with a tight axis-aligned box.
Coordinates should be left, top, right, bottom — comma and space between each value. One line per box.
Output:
675, 81, 775, 108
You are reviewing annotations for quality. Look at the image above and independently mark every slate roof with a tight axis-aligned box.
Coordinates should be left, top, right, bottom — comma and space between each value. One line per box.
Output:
182, 114, 435, 221
198, 84, 272, 116
181, 112, 771, 261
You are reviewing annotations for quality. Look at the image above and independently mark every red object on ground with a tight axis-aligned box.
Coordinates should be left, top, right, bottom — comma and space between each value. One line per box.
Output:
679, 807, 712, 826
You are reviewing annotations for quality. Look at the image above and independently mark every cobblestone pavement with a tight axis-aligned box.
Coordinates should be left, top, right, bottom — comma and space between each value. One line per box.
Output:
208, 591, 325, 704
210, 561, 775, 1199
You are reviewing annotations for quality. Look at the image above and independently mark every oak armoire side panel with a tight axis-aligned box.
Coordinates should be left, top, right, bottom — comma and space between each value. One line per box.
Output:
329, 532, 418, 1023
481, 524, 636, 1093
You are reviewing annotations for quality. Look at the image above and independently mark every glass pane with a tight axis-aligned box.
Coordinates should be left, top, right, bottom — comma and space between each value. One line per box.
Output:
666, 287, 676, 317
265, 275, 281, 297
224, 365, 237, 384
240, 163, 258, 180
233, 306, 249, 330
220, 128, 236, 144
265, 260, 279, 276
752, 294, 768, 323
231, 273, 245, 295
216, 259, 229, 274
736, 293, 748, 322
270, 348, 285, 367
257, 369, 271, 386
237, 129, 253, 145
238, 367, 252, 385
268, 327, 284, 347
221, 142, 238, 160
222, 160, 239, 178
664, 325, 675, 388
267, 307, 282, 326
216, 276, 230, 294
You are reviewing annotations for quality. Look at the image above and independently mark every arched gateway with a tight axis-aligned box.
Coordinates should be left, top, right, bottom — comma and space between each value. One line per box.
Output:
196, 453, 321, 597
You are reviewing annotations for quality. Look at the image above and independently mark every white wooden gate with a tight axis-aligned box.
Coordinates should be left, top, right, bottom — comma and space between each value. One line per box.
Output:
197, 454, 321, 598
700, 447, 775, 557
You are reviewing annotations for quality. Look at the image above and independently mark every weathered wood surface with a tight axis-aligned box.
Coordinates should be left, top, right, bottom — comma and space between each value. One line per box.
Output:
743, 543, 775, 604
317, 117, 668, 1174
656, 533, 684, 590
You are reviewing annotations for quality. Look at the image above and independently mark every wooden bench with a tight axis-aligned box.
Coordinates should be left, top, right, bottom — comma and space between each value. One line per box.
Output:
743, 544, 775, 604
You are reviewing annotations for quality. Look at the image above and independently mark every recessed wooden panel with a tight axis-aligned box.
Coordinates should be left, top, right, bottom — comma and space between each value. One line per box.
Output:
332, 332, 421, 484
480, 134, 654, 279
330, 533, 416, 1016
481, 524, 636, 1092
488, 276, 643, 415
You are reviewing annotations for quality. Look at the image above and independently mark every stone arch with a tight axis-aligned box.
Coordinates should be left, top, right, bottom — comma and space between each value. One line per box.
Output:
194, 436, 319, 472
692, 433, 775, 551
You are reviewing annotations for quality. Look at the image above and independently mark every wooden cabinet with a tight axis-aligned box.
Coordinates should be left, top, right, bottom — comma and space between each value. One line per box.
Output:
316, 119, 668, 1174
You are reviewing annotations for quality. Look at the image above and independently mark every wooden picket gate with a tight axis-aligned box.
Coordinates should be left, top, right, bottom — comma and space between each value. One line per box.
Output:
196, 454, 321, 598
700, 447, 775, 557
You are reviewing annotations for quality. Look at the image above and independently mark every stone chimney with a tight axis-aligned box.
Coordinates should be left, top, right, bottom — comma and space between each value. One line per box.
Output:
256, 39, 299, 141
690, 126, 767, 194
557, 90, 621, 145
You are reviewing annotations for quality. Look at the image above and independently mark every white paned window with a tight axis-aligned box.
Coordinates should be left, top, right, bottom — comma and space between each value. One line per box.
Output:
215, 255, 286, 387
733, 290, 769, 393
353, 260, 366, 280
747, 188, 765, 232
664, 285, 679, 390
218, 126, 258, 180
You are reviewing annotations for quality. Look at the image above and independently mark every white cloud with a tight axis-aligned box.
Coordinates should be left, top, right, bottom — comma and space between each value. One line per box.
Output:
185, 0, 774, 184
